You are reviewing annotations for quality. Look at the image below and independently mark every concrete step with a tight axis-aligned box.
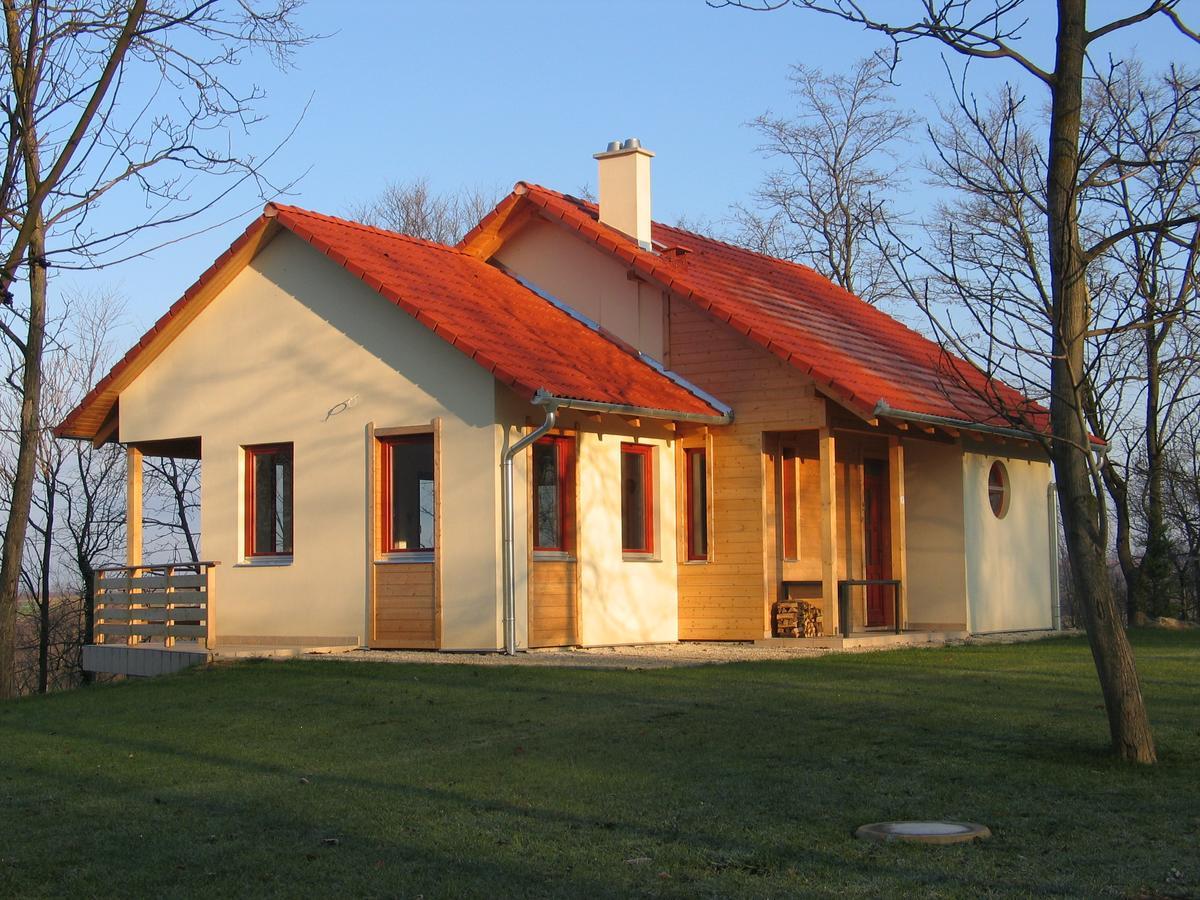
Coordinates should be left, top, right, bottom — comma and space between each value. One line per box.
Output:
83, 644, 210, 677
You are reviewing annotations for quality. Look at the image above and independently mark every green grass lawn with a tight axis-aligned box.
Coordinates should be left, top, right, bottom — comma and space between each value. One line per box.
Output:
2, 631, 1198, 899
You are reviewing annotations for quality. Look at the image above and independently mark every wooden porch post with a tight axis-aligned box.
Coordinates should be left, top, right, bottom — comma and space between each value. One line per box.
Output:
126, 445, 143, 567
888, 437, 908, 629
818, 428, 839, 635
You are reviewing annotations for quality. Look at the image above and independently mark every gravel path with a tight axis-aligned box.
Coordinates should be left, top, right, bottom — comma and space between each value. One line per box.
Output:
294, 630, 1076, 670
301, 641, 837, 669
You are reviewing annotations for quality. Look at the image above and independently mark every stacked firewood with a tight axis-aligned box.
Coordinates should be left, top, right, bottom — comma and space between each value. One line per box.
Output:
773, 600, 823, 638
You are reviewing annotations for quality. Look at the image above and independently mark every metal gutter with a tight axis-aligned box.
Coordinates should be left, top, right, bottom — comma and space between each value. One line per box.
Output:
537, 393, 733, 426
1048, 481, 1062, 630
871, 400, 1039, 442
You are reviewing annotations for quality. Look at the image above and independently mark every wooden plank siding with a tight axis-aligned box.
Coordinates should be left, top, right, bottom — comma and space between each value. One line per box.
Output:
667, 299, 825, 640
373, 563, 436, 648
528, 559, 579, 647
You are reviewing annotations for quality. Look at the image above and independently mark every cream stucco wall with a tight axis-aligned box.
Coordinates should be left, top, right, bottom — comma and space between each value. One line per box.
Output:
903, 440, 969, 630
494, 220, 665, 362
119, 231, 505, 650
576, 426, 679, 645
962, 444, 1055, 633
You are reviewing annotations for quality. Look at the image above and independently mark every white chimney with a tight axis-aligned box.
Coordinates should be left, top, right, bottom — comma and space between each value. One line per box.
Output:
593, 137, 654, 249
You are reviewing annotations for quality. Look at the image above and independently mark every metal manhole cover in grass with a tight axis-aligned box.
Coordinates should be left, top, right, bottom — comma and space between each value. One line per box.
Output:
854, 821, 992, 844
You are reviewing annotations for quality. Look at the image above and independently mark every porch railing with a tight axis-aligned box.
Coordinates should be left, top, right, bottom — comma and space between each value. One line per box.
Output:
837, 579, 902, 636
92, 561, 219, 650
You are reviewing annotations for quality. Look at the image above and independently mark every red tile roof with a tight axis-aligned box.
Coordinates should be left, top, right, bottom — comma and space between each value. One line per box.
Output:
462, 184, 1047, 432
56, 203, 727, 440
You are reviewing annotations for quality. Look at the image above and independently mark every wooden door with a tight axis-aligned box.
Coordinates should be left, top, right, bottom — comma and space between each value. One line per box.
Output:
863, 460, 892, 627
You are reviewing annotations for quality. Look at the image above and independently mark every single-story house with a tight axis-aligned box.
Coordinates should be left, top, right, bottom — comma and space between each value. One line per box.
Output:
58, 139, 1061, 661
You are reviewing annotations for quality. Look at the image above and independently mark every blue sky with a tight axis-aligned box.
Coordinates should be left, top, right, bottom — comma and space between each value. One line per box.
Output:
60, 0, 1199, 342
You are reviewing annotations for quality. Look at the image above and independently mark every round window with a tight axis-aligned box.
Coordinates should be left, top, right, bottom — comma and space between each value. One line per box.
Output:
988, 461, 1010, 518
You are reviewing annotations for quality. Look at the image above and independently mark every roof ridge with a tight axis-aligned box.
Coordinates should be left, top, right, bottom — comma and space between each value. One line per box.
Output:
269, 202, 468, 257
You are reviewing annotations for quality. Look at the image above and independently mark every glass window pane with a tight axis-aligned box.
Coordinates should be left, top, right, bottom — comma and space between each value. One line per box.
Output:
388, 437, 435, 551
782, 450, 797, 560
533, 441, 561, 549
687, 449, 708, 559
622, 447, 649, 552
251, 446, 292, 555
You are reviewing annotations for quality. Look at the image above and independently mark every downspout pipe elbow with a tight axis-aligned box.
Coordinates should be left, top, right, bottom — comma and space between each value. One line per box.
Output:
500, 391, 559, 656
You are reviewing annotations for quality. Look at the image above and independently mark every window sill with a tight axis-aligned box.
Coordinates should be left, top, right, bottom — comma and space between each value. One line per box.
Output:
622, 553, 661, 563
375, 553, 434, 564
235, 556, 293, 568
532, 551, 575, 562
683, 558, 711, 565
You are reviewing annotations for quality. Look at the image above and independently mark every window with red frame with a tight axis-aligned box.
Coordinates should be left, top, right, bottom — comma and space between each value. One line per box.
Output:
245, 444, 293, 557
380, 434, 436, 554
685, 447, 708, 560
621, 443, 654, 554
781, 448, 798, 560
532, 435, 575, 552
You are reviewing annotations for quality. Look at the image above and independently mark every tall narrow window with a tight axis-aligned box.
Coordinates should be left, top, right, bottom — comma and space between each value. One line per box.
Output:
245, 444, 293, 557
621, 443, 654, 554
781, 448, 798, 560
685, 447, 708, 561
533, 435, 575, 552
381, 434, 436, 554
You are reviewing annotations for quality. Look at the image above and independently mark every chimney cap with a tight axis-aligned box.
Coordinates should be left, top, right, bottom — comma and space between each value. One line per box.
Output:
594, 137, 655, 160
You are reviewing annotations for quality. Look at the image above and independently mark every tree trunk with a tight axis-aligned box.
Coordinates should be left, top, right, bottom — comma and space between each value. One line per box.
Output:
1102, 460, 1138, 623
81, 565, 95, 686
37, 470, 55, 695
0, 218, 48, 699
1137, 327, 1172, 617
1047, 0, 1156, 763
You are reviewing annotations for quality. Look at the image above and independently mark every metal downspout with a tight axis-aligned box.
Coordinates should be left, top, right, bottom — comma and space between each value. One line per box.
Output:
501, 396, 558, 656
1048, 481, 1061, 630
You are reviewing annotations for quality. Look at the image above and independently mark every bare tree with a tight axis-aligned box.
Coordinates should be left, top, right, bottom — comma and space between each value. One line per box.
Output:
347, 178, 500, 244
720, 0, 1200, 764
1082, 63, 1200, 622
0, 291, 125, 692
144, 456, 201, 561
734, 55, 915, 304
0, 1, 312, 699
904, 63, 1199, 632
1160, 417, 1200, 619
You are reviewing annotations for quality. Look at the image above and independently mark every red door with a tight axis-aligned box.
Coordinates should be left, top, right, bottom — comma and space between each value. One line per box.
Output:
863, 461, 892, 628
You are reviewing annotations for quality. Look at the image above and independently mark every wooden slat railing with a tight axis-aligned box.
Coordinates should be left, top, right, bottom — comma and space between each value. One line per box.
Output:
92, 561, 219, 650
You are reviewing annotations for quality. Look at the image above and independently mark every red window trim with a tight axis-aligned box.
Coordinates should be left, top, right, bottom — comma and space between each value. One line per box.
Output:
533, 434, 575, 553
621, 442, 655, 555
244, 443, 293, 558
379, 433, 436, 555
684, 447, 708, 561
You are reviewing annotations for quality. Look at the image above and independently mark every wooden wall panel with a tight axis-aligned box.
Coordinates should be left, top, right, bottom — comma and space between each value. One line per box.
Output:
669, 299, 825, 640
529, 560, 578, 647
373, 562, 436, 648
